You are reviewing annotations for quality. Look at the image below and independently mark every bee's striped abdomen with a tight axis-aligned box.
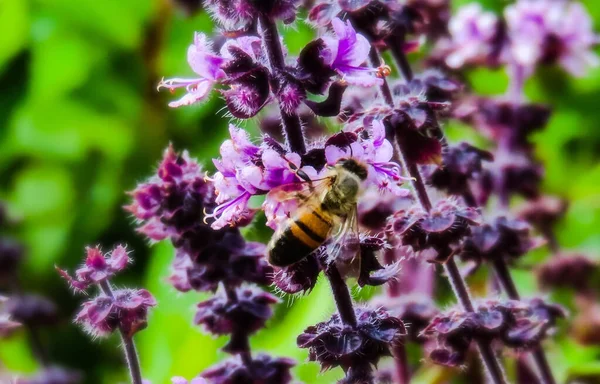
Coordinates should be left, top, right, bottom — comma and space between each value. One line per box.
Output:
268, 209, 333, 267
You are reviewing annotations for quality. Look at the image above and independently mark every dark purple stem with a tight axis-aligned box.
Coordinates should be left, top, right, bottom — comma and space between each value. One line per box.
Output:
394, 138, 433, 212
224, 284, 254, 371
99, 281, 143, 384
492, 259, 556, 384
324, 264, 357, 328
444, 258, 507, 384
369, 48, 394, 107
257, 14, 306, 154
392, 341, 410, 384
385, 34, 414, 82
373, 46, 506, 382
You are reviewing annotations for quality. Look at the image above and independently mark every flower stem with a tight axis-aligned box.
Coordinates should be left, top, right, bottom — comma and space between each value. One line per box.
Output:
392, 341, 411, 384
324, 263, 357, 328
99, 281, 143, 384
385, 34, 413, 82
368, 48, 394, 107
492, 259, 556, 384
257, 14, 306, 154
444, 258, 507, 384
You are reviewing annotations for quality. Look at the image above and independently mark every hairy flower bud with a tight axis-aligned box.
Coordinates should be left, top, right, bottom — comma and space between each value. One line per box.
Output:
75, 289, 156, 338
297, 307, 405, 372
201, 354, 295, 384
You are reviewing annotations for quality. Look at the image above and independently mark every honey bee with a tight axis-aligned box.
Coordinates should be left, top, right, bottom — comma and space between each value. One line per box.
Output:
267, 158, 368, 267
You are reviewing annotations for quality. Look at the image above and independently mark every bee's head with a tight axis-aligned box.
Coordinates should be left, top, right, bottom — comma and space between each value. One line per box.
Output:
337, 158, 368, 180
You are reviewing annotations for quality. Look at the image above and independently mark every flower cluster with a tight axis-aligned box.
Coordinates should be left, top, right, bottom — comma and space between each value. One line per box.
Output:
461, 216, 544, 269
127, 146, 272, 292
57, 246, 130, 291
297, 307, 406, 376
437, 0, 599, 76
387, 198, 481, 263
208, 121, 406, 230
59, 246, 156, 339
422, 298, 566, 367
158, 15, 384, 119
128, 147, 294, 382
75, 289, 156, 338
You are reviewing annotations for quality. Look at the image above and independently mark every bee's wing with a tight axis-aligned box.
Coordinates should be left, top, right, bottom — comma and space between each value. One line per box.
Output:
266, 176, 335, 233
266, 176, 334, 203
326, 204, 360, 267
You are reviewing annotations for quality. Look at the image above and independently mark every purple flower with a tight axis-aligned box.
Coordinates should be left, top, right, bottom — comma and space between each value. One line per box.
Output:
426, 142, 493, 199
57, 245, 130, 291
387, 198, 481, 263
321, 18, 383, 87
461, 216, 545, 269
422, 298, 566, 367
324, 120, 410, 196
195, 286, 279, 353
505, 0, 599, 76
201, 354, 295, 384
297, 307, 406, 372
75, 289, 156, 338
439, 3, 502, 68
208, 125, 316, 229
158, 33, 226, 108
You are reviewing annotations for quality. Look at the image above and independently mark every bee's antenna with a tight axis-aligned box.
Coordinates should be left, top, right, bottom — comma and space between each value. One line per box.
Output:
282, 155, 312, 183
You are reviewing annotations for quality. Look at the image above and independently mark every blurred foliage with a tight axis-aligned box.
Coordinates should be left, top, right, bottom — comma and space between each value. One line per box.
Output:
0, 0, 599, 383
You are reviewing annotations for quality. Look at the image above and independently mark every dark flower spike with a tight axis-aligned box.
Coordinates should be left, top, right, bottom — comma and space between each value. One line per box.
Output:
128, 145, 272, 292
456, 97, 551, 153
15, 366, 82, 384
75, 289, 156, 338
7, 295, 58, 328
185, 236, 273, 293
57, 245, 130, 291
421, 298, 566, 367
272, 253, 321, 294
201, 353, 295, 384
195, 286, 279, 353
461, 216, 545, 269
297, 307, 406, 372
387, 198, 481, 263
536, 252, 599, 292
427, 142, 493, 199
476, 151, 544, 205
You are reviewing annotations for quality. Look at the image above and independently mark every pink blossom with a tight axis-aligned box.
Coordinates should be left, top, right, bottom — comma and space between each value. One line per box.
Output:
158, 33, 226, 107
505, 0, 599, 76
321, 18, 383, 87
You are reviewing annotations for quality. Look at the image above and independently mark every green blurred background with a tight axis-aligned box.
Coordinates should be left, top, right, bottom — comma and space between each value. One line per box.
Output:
1, 0, 599, 383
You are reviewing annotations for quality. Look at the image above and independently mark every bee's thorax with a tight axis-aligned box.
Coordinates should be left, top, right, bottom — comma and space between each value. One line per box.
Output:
321, 170, 361, 215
